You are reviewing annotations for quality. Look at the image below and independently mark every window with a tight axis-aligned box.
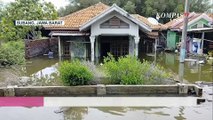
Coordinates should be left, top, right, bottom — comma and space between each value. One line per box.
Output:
191, 24, 197, 29
100, 16, 129, 29
203, 24, 210, 28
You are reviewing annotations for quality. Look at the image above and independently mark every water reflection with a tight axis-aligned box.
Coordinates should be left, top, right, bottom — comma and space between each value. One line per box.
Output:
142, 53, 213, 83
61, 107, 88, 120
174, 106, 186, 120
1, 53, 212, 86
59, 105, 212, 120
21, 57, 62, 86
0, 107, 63, 120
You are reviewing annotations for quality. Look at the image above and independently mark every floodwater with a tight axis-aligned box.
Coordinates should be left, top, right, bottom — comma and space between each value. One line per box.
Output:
0, 53, 212, 119
0, 84, 212, 120
0, 57, 62, 86
1, 53, 212, 86
141, 53, 213, 83
0, 97, 212, 120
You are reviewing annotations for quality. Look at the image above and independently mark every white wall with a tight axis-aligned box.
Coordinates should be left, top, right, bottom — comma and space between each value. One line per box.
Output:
90, 12, 139, 37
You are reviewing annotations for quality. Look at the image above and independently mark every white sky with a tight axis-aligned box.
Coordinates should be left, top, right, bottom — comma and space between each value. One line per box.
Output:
1, 0, 70, 9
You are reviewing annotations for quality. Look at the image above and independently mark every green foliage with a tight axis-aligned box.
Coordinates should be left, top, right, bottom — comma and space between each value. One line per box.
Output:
103, 54, 171, 85
0, 41, 25, 65
59, 60, 93, 86
0, 0, 58, 41
59, 0, 212, 22
143, 0, 212, 17
123, 1, 136, 14
190, 0, 213, 13
208, 51, 213, 57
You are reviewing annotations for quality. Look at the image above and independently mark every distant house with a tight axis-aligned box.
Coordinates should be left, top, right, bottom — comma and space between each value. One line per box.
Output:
44, 2, 166, 61
164, 12, 213, 54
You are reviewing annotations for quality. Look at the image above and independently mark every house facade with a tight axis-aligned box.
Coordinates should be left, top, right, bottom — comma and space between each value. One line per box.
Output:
44, 3, 165, 61
165, 12, 213, 54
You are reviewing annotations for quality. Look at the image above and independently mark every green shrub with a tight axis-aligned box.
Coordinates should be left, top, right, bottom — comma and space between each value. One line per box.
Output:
58, 60, 93, 86
0, 41, 25, 65
103, 54, 170, 85
208, 51, 213, 57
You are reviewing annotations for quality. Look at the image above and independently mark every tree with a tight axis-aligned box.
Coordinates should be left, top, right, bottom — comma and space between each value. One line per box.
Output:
143, 0, 184, 17
58, 5, 78, 17
58, 0, 212, 19
123, 1, 136, 14
189, 0, 212, 13
0, 0, 58, 41
0, 0, 4, 20
143, 0, 212, 17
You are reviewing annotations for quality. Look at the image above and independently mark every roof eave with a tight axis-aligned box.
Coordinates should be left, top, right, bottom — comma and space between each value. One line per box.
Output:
44, 27, 80, 31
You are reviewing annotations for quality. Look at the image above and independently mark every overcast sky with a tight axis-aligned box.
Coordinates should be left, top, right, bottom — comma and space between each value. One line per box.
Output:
1, 0, 70, 9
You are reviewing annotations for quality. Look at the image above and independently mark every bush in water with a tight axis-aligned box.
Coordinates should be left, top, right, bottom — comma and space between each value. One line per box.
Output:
0, 41, 25, 65
59, 60, 93, 86
103, 54, 171, 85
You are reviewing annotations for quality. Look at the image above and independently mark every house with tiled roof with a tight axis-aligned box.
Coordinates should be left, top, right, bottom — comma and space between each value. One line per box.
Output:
44, 2, 166, 61
164, 12, 213, 54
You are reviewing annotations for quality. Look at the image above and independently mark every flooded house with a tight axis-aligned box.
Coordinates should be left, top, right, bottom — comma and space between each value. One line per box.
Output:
43, 2, 166, 61
164, 12, 213, 54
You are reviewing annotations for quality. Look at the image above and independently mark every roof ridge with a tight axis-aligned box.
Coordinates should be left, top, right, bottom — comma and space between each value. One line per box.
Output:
131, 14, 167, 30
61, 2, 109, 19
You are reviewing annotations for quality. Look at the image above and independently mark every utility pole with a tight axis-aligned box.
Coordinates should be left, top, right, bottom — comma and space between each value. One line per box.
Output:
180, 0, 190, 63
179, 0, 190, 83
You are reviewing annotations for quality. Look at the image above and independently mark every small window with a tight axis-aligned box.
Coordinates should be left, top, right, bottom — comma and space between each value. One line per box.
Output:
100, 16, 129, 29
191, 24, 197, 29
203, 24, 210, 28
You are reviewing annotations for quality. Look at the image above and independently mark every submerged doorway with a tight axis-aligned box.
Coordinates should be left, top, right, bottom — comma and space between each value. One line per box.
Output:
100, 36, 129, 59
63, 41, 70, 57
101, 42, 110, 58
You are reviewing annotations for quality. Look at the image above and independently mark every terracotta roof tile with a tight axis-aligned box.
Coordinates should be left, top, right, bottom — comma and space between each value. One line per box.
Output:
164, 13, 213, 29
45, 3, 167, 31
207, 13, 213, 19
131, 14, 167, 30
173, 14, 201, 29
45, 2, 109, 30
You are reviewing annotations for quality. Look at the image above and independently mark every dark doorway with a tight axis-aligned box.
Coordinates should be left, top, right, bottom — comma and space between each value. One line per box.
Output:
101, 42, 110, 58
63, 41, 70, 57
100, 36, 129, 59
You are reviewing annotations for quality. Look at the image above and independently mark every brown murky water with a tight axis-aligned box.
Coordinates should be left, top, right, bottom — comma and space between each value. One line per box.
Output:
0, 102, 212, 120
142, 53, 213, 83
0, 54, 212, 120
1, 53, 212, 87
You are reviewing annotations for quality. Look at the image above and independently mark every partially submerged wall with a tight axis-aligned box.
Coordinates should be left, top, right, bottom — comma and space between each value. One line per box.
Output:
0, 84, 202, 97
25, 38, 58, 58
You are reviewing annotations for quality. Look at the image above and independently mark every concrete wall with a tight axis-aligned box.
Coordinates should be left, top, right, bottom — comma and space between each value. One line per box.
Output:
15, 86, 97, 96
0, 84, 202, 97
106, 85, 179, 95
70, 37, 87, 58
0, 89, 4, 96
167, 31, 179, 50
25, 38, 58, 58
